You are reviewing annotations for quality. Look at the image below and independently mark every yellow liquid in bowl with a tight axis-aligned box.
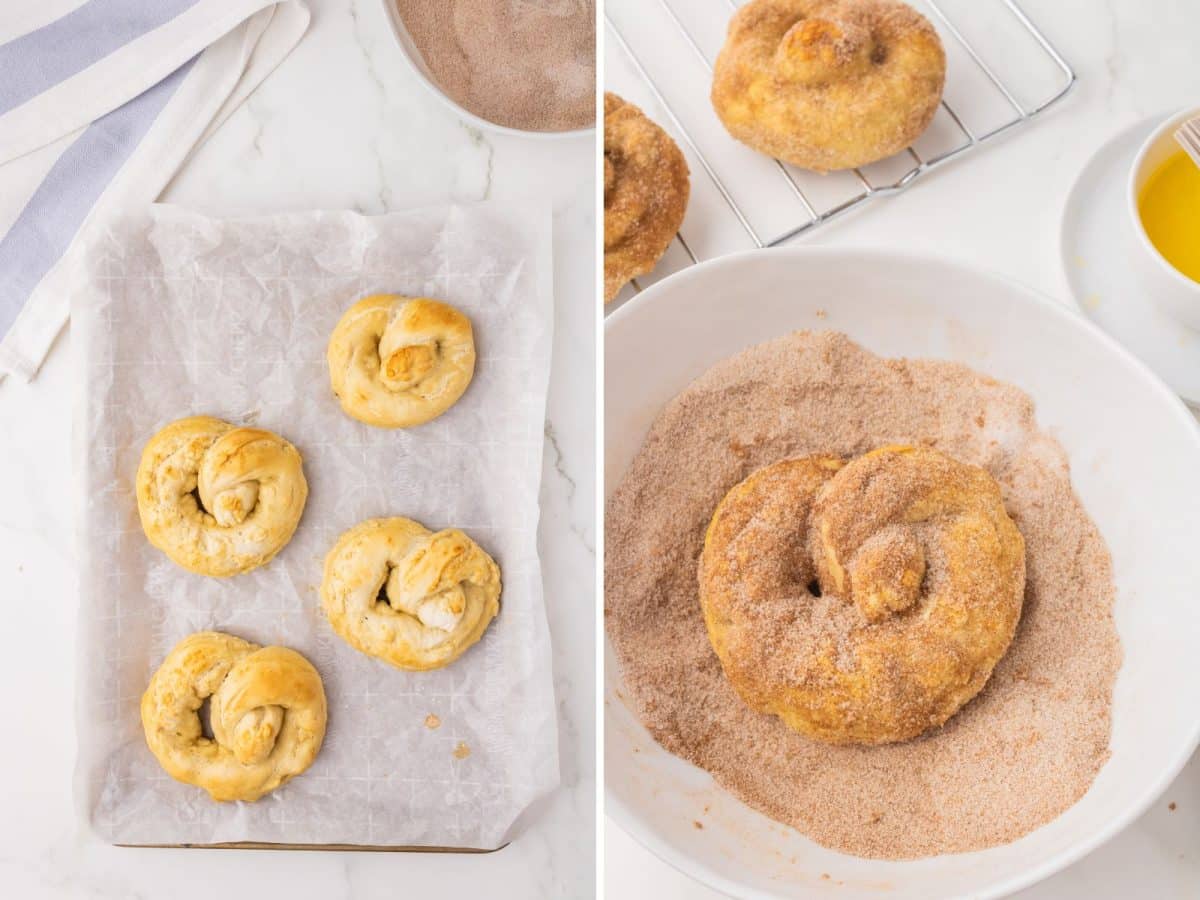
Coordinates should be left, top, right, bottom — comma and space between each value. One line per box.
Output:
1138, 150, 1200, 283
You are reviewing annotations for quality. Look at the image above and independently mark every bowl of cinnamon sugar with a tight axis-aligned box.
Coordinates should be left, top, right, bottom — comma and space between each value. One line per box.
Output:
604, 248, 1200, 898
382, 0, 596, 138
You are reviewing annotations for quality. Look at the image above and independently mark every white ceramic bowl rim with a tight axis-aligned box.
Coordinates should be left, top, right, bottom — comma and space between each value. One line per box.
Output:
1126, 105, 1200, 295
604, 246, 1200, 900
377, 0, 595, 140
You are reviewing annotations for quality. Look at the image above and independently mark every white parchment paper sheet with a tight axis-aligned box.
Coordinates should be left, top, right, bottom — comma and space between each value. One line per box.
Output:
72, 203, 558, 848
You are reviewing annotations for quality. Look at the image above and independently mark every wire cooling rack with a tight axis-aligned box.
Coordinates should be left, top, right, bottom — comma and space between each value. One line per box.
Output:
605, 0, 1076, 304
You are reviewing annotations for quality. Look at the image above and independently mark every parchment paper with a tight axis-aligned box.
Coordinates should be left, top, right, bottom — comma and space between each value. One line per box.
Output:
71, 203, 558, 848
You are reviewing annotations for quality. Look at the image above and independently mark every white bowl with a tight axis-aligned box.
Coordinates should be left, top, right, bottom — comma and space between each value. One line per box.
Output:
1126, 106, 1200, 329
378, 0, 594, 140
605, 248, 1200, 900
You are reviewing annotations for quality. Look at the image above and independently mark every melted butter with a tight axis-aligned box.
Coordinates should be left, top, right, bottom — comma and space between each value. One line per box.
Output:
1138, 150, 1200, 283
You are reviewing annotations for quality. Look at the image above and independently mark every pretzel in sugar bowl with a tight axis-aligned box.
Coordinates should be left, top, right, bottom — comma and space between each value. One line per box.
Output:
700, 445, 1025, 745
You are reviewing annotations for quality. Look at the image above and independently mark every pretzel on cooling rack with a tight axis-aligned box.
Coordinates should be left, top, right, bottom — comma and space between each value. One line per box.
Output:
711, 0, 946, 171
604, 92, 690, 302
141, 631, 327, 802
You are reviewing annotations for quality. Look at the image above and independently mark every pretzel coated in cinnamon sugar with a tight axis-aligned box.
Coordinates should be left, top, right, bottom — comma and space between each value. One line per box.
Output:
711, 0, 946, 172
700, 446, 1025, 745
604, 93, 690, 302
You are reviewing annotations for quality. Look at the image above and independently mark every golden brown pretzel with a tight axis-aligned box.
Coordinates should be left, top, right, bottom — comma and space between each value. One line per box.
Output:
136, 416, 308, 577
711, 0, 946, 171
604, 92, 690, 303
699, 446, 1025, 745
321, 517, 501, 671
140, 631, 327, 802
327, 294, 476, 428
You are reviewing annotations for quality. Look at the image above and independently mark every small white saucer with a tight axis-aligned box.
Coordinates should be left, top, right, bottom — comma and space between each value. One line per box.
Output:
1060, 115, 1200, 406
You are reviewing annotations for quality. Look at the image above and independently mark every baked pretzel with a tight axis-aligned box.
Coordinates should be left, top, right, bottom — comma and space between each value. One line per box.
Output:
604, 92, 690, 302
141, 631, 327, 802
136, 416, 307, 577
711, 0, 946, 171
700, 446, 1025, 745
327, 294, 475, 428
321, 517, 501, 671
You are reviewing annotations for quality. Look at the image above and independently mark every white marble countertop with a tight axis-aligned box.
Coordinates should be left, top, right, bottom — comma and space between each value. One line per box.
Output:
605, 0, 1200, 896
0, 0, 594, 897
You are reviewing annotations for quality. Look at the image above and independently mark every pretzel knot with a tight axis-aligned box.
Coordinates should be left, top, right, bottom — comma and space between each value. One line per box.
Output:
327, 294, 476, 428
711, 0, 946, 171
321, 517, 502, 671
140, 632, 327, 802
136, 416, 308, 577
700, 446, 1025, 745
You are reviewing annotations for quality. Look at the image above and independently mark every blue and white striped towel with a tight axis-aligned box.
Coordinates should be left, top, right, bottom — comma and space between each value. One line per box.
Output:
0, 0, 309, 381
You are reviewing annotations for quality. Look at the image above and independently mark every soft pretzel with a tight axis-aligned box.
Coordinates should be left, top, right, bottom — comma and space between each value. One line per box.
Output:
321, 517, 501, 671
140, 631, 327, 802
136, 416, 308, 577
327, 294, 475, 428
700, 446, 1025, 745
604, 92, 690, 303
711, 0, 946, 171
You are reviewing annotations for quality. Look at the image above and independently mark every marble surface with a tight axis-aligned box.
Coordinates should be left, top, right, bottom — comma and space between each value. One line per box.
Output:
0, 0, 594, 897
605, 0, 1200, 896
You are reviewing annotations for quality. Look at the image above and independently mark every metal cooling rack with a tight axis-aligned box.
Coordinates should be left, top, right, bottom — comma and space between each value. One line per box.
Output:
605, 0, 1076, 298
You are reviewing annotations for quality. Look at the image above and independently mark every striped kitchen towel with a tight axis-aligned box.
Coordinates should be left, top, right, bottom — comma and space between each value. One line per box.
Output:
0, 0, 310, 381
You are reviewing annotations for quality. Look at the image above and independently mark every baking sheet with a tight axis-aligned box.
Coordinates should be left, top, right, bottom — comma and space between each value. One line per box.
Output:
71, 203, 558, 848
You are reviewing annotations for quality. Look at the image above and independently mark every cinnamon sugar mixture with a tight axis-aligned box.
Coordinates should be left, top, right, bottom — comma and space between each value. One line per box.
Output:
395, 0, 595, 132
605, 332, 1122, 859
